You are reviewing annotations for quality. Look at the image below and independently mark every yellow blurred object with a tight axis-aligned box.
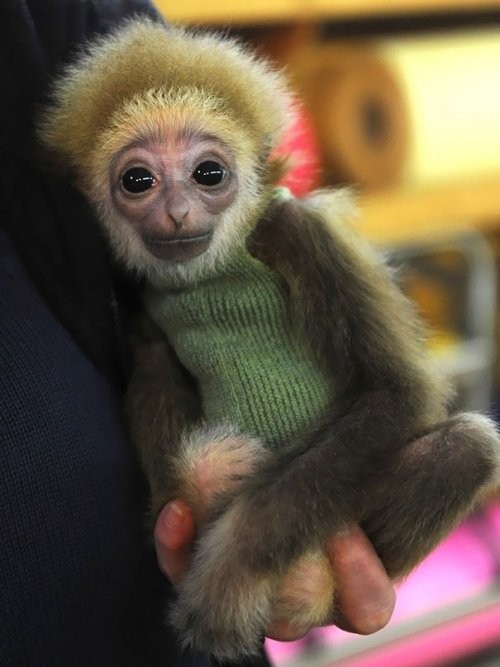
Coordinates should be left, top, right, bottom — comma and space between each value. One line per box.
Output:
295, 44, 409, 188
292, 30, 500, 189
405, 271, 455, 332
427, 330, 462, 355
380, 30, 500, 185
159, 0, 500, 25
403, 260, 465, 356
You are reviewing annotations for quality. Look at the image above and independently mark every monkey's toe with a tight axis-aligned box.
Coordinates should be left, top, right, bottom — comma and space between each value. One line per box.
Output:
170, 598, 265, 661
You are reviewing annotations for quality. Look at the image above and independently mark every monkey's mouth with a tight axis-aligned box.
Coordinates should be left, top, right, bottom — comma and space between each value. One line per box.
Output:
144, 231, 213, 262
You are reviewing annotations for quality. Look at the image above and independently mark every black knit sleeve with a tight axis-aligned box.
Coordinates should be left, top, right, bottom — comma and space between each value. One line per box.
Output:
0, 0, 161, 156
0, 0, 162, 388
29, 0, 161, 77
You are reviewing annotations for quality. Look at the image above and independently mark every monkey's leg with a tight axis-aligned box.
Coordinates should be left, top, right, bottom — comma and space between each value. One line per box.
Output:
362, 412, 500, 580
170, 498, 336, 660
169, 401, 500, 660
173, 455, 336, 649
170, 389, 420, 659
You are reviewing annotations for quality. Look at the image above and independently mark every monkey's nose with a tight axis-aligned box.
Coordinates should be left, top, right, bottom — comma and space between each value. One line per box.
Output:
166, 194, 189, 230
170, 214, 186, 230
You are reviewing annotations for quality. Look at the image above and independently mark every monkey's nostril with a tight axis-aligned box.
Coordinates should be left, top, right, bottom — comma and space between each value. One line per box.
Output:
170, 215, 184, 230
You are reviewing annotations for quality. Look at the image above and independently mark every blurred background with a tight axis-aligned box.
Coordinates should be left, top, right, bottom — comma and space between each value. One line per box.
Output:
158, 1, 500, 665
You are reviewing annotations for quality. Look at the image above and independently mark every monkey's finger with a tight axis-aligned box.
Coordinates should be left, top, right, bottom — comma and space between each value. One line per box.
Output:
266, 551, 335, 641
327, 525, 396, 635
154, 500, 196, 585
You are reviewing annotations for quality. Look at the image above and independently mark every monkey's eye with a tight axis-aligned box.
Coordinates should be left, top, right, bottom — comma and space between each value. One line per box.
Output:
192, 161, 226, 187
121, 167, 156, 194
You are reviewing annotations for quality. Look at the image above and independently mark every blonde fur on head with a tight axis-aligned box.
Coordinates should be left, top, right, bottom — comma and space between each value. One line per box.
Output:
39, 18, 292, 180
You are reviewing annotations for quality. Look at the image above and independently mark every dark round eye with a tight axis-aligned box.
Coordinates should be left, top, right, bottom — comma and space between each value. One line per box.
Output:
192, 161, 226, 187
121, 167, 155, 194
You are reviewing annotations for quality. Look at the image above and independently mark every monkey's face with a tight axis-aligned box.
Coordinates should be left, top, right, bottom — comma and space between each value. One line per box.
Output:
110, 132, 238, 264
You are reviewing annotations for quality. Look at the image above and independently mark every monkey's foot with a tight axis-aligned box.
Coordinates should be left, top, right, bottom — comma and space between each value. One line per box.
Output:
175, 426, 269, 524
169, 502, 276, 660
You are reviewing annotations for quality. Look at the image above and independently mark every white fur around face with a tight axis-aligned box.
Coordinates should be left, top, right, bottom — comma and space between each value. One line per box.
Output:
93, 150, 266, 289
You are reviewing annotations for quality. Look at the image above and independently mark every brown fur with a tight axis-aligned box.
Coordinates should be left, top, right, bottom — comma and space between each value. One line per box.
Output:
125, 314, 201, 513
38, 18, 500, 661
249, 190, 449, 419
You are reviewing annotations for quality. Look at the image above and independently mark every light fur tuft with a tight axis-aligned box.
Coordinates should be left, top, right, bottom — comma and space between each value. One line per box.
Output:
170, 500, 277, 660
169, 425, 269, 524
272, 551, 335, 632
450, 412, 500, 490
39, 18, 292, 180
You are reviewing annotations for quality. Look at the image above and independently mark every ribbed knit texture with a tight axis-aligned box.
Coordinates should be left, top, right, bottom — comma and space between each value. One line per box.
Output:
0, 230, 188, 667
147, 246, 331, 448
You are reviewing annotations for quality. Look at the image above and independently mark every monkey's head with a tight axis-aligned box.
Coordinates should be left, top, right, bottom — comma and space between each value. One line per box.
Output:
39, 19, 292, 286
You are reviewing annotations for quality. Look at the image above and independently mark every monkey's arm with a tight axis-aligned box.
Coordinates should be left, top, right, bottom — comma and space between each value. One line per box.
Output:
248, 190, 500, 572
126, 313, 270, 522
170, 191, 500, 659
125, 313, 202, 516
251, 190, 450, 427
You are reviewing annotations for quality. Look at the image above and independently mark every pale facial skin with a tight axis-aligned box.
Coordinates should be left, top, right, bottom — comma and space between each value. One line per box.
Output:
110, 133, 238, 263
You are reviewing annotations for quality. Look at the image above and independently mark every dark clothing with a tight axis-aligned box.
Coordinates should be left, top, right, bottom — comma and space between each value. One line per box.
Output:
0, 228, 183, 666
0, 0, 155, 387
0, 2, 269, 666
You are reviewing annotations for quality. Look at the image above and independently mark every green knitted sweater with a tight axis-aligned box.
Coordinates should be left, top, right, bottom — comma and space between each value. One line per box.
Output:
146, 245, 332, 448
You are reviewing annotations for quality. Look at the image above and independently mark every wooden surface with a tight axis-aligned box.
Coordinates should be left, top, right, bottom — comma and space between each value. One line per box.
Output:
158, 0, 500, 24
310, 0, 500, 20
359, 174, 500, 246
156, 0, 301, 24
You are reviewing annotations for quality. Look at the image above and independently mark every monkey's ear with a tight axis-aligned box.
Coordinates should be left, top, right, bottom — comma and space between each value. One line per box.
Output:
265, 154, 292, 186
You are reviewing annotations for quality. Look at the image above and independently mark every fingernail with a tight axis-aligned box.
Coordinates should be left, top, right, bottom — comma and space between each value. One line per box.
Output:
163, 501, 185, 529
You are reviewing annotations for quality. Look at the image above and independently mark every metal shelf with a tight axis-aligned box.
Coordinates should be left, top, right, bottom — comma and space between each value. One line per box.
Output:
287, 586, 500, 667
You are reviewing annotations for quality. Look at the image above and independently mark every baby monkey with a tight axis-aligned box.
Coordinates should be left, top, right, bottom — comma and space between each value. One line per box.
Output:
40, 18, 500, 661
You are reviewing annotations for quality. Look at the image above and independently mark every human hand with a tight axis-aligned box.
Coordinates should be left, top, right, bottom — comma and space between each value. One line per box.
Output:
154, 502, 395, 641
267, 524, 395, 640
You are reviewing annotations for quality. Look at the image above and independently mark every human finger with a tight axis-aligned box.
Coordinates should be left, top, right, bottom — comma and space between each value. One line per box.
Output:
327, 525, 396, 634
154, 500, 196, 585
